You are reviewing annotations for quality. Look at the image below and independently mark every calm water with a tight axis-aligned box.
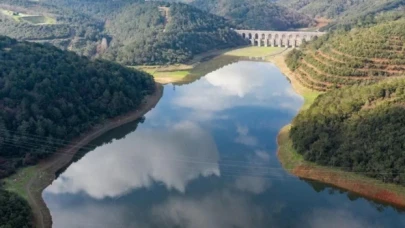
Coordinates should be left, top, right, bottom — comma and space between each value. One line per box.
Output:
44, 61, 405, 228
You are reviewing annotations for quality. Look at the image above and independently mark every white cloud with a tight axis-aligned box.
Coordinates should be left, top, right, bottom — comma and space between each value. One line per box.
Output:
234, 176, 271, 194
234, 124, 258, 146
45, 121, 220, 199
255, 150, 270, 162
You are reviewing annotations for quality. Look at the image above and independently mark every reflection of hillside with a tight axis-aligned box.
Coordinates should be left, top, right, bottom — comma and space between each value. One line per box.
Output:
174, 55, 241, 86
302, 178, 405, 213
56, 118, 143, 177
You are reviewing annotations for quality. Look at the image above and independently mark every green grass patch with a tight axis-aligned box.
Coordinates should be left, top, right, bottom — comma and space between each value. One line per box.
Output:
20, 15, 56, 24
301, 90, 320, 110
3, 166, 37, 200
278, 125, 305, 170
153, 70, 189, 78
0, 9, 56, 24
225, 46, 284, 57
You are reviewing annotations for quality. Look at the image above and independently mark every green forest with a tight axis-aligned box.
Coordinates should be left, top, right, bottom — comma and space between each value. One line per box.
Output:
0, 189, 32, 228
290, 78, 405, 185
286, 15, 405, 186
0, 0, 248, 65
0, 36, 155, 179
190, 0, 314, 30
278, 0, 404, 22
103, 2, 247, 65
0, 35, 155, 226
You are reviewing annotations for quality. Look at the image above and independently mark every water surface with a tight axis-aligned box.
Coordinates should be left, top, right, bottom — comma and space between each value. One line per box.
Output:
44, 61, 405, 228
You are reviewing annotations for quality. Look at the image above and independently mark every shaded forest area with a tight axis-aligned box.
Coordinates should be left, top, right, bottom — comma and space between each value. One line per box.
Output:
0, 36, 155, 179
0, 189, 32, 228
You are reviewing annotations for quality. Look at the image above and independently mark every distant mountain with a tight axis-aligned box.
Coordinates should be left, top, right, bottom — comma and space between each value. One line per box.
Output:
189, 0, 314, 30
103, 2, 247, 65
0, 1, 246, 64
278, 0, 405, 23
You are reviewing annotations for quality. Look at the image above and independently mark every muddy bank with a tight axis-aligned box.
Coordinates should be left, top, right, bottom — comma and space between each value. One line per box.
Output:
274, 55, 405, 208
26, 83, 163, 228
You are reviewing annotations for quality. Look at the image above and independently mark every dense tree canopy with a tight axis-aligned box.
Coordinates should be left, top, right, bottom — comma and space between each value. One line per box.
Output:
278, 0, 404, 20
0, 189, 32, 228
0, 36, 155, 178
103, 2, 247, 65
0, 0, 247, 64
290, 78, 405, 185
190, 0, 314, 30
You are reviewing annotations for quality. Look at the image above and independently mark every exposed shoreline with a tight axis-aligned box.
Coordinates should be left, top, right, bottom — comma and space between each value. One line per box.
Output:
26, 83, 163, 228
273, 54, 405, 208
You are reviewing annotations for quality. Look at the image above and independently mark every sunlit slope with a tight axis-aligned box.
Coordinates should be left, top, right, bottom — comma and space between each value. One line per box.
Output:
286, 19, 405, 91
279, 0, 404, 20
290, 77, 405, 185
104, 2, 246, 65
190, 0, 314, 30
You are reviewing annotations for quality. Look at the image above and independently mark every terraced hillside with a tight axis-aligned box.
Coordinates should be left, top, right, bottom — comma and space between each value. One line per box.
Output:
286, 19, 405, 91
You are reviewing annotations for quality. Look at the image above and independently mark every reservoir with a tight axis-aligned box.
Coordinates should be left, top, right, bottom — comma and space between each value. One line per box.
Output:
43, 61, 405, 228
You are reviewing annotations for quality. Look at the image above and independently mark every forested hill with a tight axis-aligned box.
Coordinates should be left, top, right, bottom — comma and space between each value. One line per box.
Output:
278, 0, 405, 29
103, 2, 247, 65
285, 19, 405, 91
0, 36, 155, 179
290, 78, 405, 185
189, 0, 314, 30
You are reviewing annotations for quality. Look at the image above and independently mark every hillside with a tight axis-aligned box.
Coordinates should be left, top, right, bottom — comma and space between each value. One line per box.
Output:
279, 0, 404, 21
0, 36, 155, 179
190, 0, 314, 30
290, 78, 405, 185
103, 2, 247, 65
285, 19, 405, 91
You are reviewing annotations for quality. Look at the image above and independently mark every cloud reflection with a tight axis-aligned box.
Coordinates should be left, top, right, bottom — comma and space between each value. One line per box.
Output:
305, 209, 381, 228
46, 121, 220, 199
172, 61, 303, 120
152, 191, 266, 228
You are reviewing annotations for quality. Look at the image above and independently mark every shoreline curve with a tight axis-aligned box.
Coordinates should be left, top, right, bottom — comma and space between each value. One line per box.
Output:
26, 83, 164, 228
272, 54, 405, 209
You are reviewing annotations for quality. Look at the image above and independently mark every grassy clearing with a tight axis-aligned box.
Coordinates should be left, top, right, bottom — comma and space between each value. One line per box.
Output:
0, 9, 56, 24
3, 166, 37, 200
132, 46, 286, 84
277, 125, 305, 170
152, 71, 190, 84
134, 66, 191, 84
225, 46, 283, 57
21, 15, 56, 24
